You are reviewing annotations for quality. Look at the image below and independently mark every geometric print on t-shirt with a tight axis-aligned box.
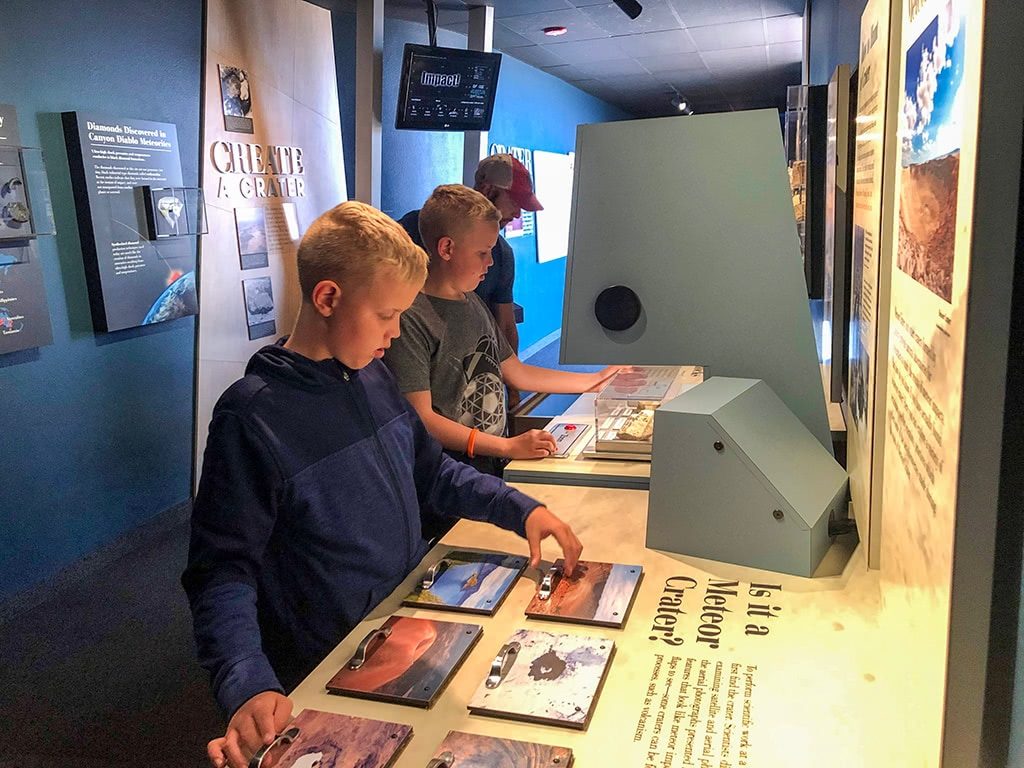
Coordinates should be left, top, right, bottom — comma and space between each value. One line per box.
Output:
458, 335, 506, 435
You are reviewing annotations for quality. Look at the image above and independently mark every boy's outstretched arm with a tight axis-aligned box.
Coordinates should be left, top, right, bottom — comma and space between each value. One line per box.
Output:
182, 411, 291, 767
403, 399, 582, 572
405, 389, 557, 459
501, 356, 619, 394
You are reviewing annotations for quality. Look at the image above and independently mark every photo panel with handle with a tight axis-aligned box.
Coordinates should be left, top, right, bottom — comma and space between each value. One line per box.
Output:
425, 730, 573, 768
403, 550, 527, 615
327, 615, 482, 707
526, 559, 643, 628
248, 709, 412, 768
468, 629, 614, 730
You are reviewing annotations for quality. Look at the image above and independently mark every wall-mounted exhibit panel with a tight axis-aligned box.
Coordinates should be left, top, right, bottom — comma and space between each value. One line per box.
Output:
63, 112, 197, 333
194, 0, 347, 487
876, 0, 982, 760
846, 0, 900, 569
0, 104, 53, 355
560, 110, 832, 452
822, 63, 853, 403
532, 149, 573, 264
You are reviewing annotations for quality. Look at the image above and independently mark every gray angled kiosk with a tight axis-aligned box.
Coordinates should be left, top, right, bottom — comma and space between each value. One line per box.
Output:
561, 110, 849, 576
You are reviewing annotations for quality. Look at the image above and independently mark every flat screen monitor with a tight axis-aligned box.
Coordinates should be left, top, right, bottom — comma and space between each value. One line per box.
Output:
396, 44, 501, 131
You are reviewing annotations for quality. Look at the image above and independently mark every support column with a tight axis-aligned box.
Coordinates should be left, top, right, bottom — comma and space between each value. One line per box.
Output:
356, 0, 383, 206
462, 4, 494, 187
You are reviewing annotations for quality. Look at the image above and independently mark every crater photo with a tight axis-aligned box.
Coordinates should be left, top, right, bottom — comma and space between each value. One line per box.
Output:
897, 4, 966, 303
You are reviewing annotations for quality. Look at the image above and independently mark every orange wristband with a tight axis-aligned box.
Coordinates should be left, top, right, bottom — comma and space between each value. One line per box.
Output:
467, 428, 479, 458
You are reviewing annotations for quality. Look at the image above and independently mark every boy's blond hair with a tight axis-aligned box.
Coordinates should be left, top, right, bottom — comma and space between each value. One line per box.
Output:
418, 184, 501, 261
297, 201, 429, 299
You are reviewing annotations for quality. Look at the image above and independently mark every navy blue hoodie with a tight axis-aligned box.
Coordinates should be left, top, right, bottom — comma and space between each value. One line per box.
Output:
182, 343, 540, 717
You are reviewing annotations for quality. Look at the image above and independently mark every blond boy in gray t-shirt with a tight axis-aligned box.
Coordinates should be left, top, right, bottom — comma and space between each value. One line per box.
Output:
384, 184, 617, 476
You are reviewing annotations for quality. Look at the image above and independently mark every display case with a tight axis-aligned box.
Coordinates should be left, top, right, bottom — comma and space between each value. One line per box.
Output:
784, 85, 809, 262
592, 366, 703, 458
136, 185, 207, 240
0, 145, 56, 248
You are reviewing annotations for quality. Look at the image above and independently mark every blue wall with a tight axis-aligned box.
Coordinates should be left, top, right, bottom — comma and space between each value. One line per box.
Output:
378, 18, 631, 352
0, 0, 202, 601
807, 0, 865, 84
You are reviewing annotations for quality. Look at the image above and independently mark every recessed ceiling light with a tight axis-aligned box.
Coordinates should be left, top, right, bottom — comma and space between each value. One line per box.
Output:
543, 26, 568, 36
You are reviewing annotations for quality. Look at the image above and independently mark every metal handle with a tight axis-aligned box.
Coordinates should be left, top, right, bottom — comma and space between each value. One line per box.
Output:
421, 558, 451, 590
539, 564, 562, 601
248, 726, 300, 768
347, 626, 392, 670
426, 751, 455, 768
485, 641, 521, 689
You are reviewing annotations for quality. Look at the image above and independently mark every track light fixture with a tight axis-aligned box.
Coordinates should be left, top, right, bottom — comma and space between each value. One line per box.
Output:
612, 0, 643, 20
671, 95, 693, 115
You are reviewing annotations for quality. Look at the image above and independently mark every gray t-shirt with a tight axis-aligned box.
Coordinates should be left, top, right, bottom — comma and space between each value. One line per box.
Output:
385, 292, 514, 436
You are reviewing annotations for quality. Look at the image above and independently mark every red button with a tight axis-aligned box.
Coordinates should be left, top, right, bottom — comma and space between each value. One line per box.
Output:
565, 424, 576, 431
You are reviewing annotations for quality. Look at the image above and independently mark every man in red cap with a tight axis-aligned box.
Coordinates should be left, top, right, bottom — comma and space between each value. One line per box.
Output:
398, 153, 543, 357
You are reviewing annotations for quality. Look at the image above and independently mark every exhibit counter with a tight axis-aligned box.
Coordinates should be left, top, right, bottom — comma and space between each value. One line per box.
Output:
505, 365, 846, 491
288, 482, 940, 767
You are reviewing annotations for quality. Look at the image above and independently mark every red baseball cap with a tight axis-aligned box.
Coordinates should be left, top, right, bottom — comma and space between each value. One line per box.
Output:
474, 153, 544, 212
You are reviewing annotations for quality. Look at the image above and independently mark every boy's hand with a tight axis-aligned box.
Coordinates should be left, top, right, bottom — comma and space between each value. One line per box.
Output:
506, 429, 557, 459
586, 366, 623, 392
207, 691, 293, 768
524, 506, 583, 573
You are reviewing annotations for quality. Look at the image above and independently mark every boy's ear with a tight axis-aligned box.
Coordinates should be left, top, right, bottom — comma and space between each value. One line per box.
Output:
311, 279, 342, 316
437, 236, 455, 262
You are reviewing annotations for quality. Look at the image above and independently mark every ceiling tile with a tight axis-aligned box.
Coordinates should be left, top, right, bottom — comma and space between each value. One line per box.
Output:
570, 78, 606, 92
702, 45, 769, 72
546, 36, 629, 62
768, 40, 802, 64
636, 50, 706, 72
578, 0, 684, 35
572, 57, 651, 76
504, 44, 571, 68
499, 8, 610, 43
609, 28, 696, 56
493, 0, 575, 18
669, 0, 764, 27
765, 14, 802, 44
493, 23, 537, 49
600, 72, 671, 89
762, 0, 805, 16
669, 81, 725, 98
687, 19, 766, 50
386, 4, 427, 24
665, 67, 719, 89
540, 63, 594, 81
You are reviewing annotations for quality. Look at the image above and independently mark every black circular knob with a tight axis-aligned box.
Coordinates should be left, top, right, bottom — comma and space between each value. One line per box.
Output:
773, 509, 785, 521
713, 441, 724, 452
594, 285, 642, 332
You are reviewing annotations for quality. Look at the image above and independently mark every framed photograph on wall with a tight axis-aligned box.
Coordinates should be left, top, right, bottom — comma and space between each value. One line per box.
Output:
234, 206, 269, 270
242, 276, 275, 340
218, 64, 253, 134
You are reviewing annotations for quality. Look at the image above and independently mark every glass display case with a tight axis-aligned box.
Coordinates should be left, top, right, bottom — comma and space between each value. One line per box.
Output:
0, 145, 56, 246
785, 84, 809, 262
592, 365, 703, 458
